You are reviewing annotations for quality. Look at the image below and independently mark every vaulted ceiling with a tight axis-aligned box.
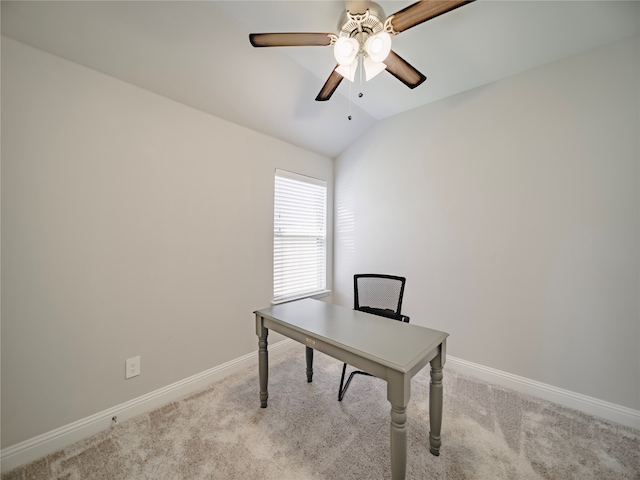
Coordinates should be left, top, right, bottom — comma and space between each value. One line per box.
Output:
2, 1, 639, 158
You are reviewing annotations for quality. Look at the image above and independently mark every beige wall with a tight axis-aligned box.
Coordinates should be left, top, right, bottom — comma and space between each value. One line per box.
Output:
1, 37, 333, 448
334, 35, 639, 410
2, 30, 639, 452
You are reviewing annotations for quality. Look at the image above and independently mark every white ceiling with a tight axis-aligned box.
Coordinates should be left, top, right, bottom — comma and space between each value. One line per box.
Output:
2, 1, 639, 158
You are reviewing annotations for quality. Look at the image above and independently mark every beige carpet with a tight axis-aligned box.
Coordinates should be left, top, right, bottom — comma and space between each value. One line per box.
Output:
3, 347, 639, 479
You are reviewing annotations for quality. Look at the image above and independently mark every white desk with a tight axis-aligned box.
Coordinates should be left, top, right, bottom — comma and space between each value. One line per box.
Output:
254, 298, 449, 480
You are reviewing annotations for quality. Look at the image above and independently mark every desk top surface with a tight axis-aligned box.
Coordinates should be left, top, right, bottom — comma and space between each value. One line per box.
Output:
255, 298, 448, 373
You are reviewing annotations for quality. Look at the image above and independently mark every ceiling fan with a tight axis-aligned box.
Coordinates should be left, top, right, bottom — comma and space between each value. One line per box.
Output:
249, 0, 474, 102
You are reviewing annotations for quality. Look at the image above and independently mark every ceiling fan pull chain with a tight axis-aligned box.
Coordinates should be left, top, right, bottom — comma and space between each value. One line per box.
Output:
348, 75, 352, 120
358, 53, 364, 98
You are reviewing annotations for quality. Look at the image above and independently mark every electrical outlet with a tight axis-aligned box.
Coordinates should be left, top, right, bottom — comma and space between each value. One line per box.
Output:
126, 356, 140, 379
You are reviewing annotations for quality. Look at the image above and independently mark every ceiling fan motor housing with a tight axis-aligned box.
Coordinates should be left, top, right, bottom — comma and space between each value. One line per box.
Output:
337, 1, 386, 42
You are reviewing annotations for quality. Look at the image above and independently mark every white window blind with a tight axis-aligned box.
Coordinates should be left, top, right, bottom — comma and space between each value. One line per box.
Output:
274, 169, 327, 303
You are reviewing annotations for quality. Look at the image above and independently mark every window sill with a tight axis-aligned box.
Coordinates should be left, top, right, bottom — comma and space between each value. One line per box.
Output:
272, 290, 331, 305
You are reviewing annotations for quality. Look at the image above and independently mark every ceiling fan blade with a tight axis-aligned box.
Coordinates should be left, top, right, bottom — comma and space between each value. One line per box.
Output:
249, 33, 334, 48
315, 69, 344, 102
383, 51, 427, 89
388, 0, 474, 34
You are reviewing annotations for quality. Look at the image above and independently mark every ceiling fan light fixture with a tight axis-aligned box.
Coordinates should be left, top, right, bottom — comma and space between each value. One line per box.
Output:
364, 31, 391, 63
334, 36, 359, 65
335, 59, 358, 82
363, 55, 386, 81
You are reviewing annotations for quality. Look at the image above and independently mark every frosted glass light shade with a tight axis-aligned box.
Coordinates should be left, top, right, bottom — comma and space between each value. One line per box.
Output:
334, 36, 359, 66
335, 59, 358, 82
364, 32, 391, 63
363, 55, 386, 81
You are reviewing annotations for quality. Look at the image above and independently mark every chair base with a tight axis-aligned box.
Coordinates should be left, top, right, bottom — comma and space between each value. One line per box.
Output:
338, 363, 373, 401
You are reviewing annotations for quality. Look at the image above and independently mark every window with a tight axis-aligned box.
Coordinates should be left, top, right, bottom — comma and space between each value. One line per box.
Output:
273, 169, 327, 303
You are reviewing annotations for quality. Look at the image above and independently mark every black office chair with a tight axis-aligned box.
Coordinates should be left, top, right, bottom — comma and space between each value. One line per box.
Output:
338, 274, 410, 401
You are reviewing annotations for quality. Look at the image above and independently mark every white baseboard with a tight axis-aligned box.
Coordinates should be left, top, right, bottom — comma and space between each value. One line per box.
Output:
3, 344, 637, 473
0, 339, 297, 473
447, 356, 640, 430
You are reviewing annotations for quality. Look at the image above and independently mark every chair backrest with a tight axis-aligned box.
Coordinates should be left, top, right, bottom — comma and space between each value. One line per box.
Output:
354, 274, 406, 321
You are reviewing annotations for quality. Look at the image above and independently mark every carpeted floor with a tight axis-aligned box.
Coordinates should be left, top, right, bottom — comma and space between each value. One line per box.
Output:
3, 347, 639, 479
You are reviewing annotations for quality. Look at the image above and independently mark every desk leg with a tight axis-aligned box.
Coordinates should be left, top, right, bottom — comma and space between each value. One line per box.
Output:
429, 350, 444, 456
390, 404, 407, 480
388, 370, 410, 480
258, 322, 269, 408
305, 346, 313, 383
